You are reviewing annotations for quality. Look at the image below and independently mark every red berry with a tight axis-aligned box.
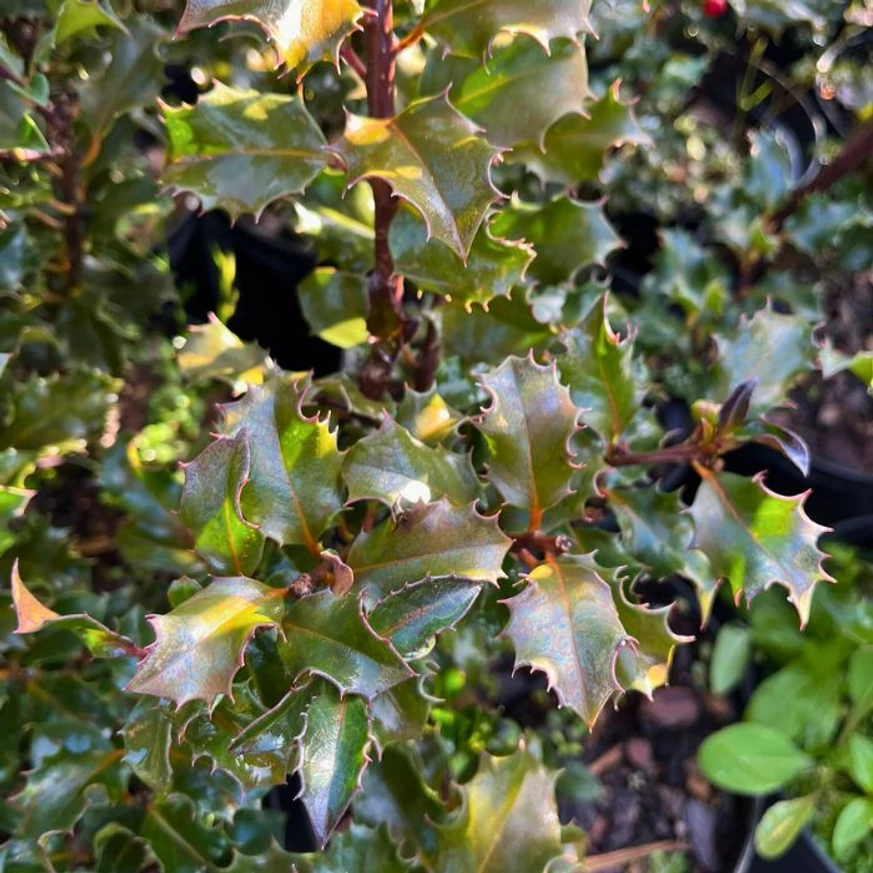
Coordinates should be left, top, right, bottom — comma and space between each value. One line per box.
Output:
703, 0, 728, 16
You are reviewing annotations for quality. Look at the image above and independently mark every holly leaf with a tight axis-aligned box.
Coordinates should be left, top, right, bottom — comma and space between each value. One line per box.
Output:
346, 499, 512, 601
559, 294, 641, 444
54, 0, 126, 44
476, 355, 581, 527
180, 432, 265, 576
427, 37, 589, 149
515, 82, 650, 184
501, 555, 634, 724
297, 680, 371, 847
12, 563, 141, 658
396, 385, 464, 445
334, 93, 501, 259
368, 577, 482, 658
343, 419, 479, 508
280, 590, 413, 698
122, 698, 175, 796
127, 576, 286, 706
223, 378, 345, 554
712, 305, 814, 414
178, 316, 268, 386
491, 196, 620, 285
298, 268, 369, 350
433, 750, 564, 872
370, 676, 432, 748
162, 83, 328, 221
290, 824, 412, 873
421, 0, 593, 57
604, 484, 719, 622
178, 0, 364, 72
689, 468, 833, 626
389, 208, 534, 307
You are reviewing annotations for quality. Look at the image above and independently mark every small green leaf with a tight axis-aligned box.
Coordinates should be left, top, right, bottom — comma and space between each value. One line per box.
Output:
343, 419, 479, 508
223, 377, 345, 554
560, 294, 642, 444
820, 345, 873, 392
754, 795, 816, 860
334, 93, 501, 259
476, 355, 581, 526
389, 208, 534, 308
429, 37, 589, 149
180, 432, 265, 576
502, 555, 633, 724
515, 82, 651, 185
162, 83, 329, 221
396, 385, 463, 445
368, 577, 482, 658
422, 0, 593, 57
297, 680, 371, 847
178, 0, 365, 73
298, 268, 369, 350
346, 499, 512, 601
848, 734, 873, 794
709, 623, 752, 697
127, 577, 285, 706
54, 0, 126, 44
698, 724, 812, 795
849, 646, 873, 707
491, 196, 620, 285
177, 316, 268, 386
12, 563, 141, 659
122, 698, 174, 796
833, 798, 873, 861
280, 590, 413, 698
689, 468, 833, 626
433, 749, 565, 872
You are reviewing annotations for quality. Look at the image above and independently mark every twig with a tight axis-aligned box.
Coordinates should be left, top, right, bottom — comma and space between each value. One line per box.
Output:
605, 443, 705, 468
340, 44, 367, 79
585, 841, 690, 871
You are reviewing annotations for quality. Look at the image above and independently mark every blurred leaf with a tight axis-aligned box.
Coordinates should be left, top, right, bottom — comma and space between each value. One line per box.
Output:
346, 499, 511, 601
178, 317, 267, 386
180, 432, 265, 576
0, 486, 32, 557
343, 419, 478, 508
334, 93, 501, 258
848, 734, 873, 794
422, 0, 593, 57
754, 795, 816, 860
710, 623, 752, 697
370, 676, 431, 748
127, 576, 285, 706
832, 797, 873, 861
163, 83, 328, 220
290, 824, 412, 872
689, 468, 832, 626
298, 268, 369, 350
396, 385, 463, 445
54, 0, 125, 44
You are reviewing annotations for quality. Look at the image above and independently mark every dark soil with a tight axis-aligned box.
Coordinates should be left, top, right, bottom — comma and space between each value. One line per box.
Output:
779, 270, 873, 472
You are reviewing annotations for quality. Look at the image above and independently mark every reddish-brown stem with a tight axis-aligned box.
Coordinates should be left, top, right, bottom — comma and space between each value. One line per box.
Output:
340, 44, 367, 79
395, 23, 424, 54
605, 443, 708, 468
512, 531, 573, 556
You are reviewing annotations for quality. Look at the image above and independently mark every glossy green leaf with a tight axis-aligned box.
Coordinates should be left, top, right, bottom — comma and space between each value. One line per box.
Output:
297, 680, 371, 847
396, 385, 463, 445
127, 576, 285, 706
370, 676, 432, 748
389, 208, 534, 307
820, 344, 873, 392
281, 590, 413, 698
162, 83, 329, 220
712, 306, 814, 414
343, 418, 478, 508
368, 577, 482, 658
491, 196, 620, 285
604, 484, 719, 622
710, 623, 753, 697
141, 794, 232, 873
754, 795, 816, 860
298, 268, 369, 350
689, 468, 832, 626
54, 0, 126, 44
833, 798, 873, 861
334, 93, 501, 259
122, 698, 174, 796
80, 19, 166, 141
223, 378, 345, 554
433, 749, 564, 872
560, 295, 641, 444
12, 564, 141, 659
698, 724, 812, 795
515, 82, 650, 184
502, 555, 633, 724
346, 499, 512, 600
422, 0, 593, 57
476, 355, 581, 526
180, 432, 265, 576
177, 316, 268, 386
431, 37, 589, 149
178, 0, 365, 72
290, 824, 412, 873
